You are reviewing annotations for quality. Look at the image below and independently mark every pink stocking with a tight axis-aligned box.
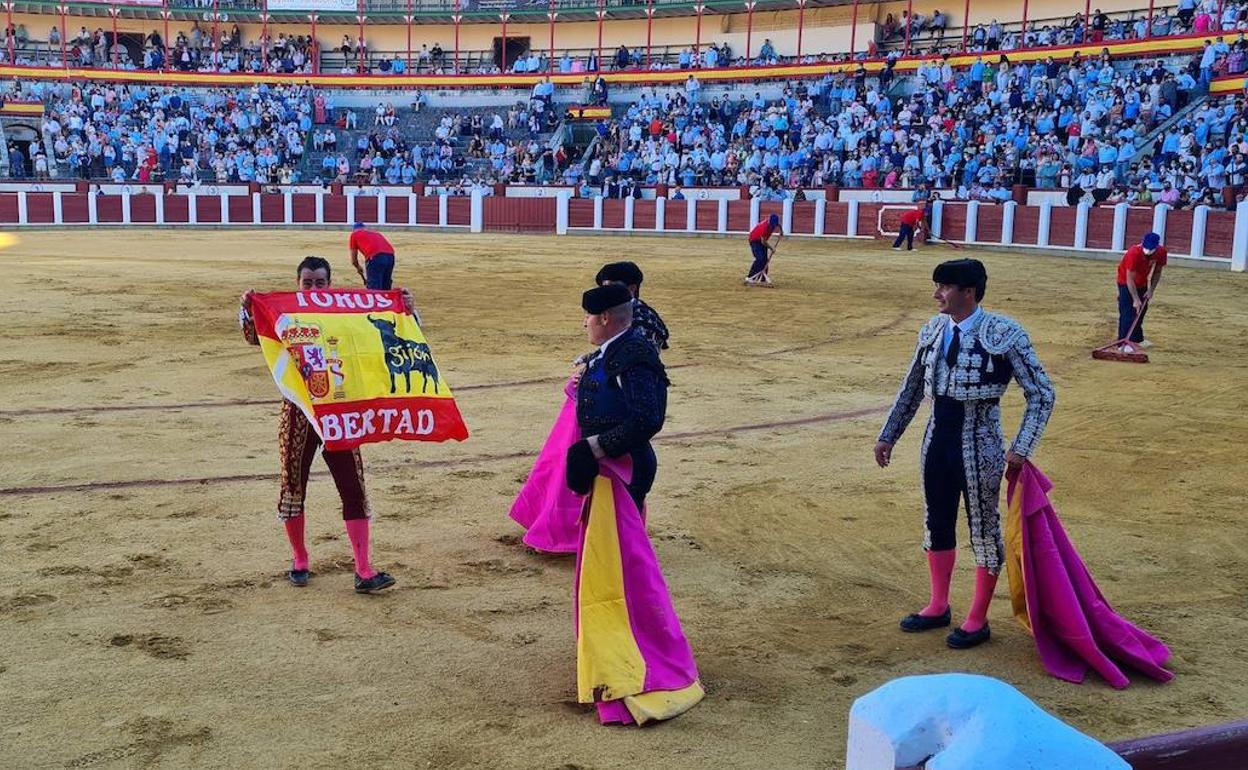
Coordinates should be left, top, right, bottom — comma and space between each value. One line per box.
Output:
921, 549, 956, 617
343, 518, 376, 579
961, 567, 999, 632
284, 516, 309, 572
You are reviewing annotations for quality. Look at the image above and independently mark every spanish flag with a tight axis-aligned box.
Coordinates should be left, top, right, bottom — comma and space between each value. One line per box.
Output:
249, 289, 468, 451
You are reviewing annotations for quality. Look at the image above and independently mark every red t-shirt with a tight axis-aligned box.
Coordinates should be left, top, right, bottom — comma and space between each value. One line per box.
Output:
1116, 245, 1168, 286
748, 220, 777, 242
900, 208, 925, 227
349, 229, 395, 260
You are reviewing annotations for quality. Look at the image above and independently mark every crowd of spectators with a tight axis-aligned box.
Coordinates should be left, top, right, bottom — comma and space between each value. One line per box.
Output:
31, 79, 313, 183
306, 87, 565, 188
569, 43, 1248, 209
9, 21, 1248, 211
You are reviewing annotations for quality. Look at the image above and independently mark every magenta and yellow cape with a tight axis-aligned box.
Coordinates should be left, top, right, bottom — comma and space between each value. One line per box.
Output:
573, 455, 704, 725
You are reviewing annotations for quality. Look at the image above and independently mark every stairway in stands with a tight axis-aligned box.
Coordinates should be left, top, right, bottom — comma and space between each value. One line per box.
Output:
300, 104, 554, 183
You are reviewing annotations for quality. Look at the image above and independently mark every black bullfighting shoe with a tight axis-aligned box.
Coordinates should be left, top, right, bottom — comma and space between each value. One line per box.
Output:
946, 623, 992, 649
288, 567, 310, 587
899, 607, 952, 632
354, 571, 396, 594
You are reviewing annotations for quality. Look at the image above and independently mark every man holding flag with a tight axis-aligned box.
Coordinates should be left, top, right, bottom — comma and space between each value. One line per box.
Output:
240, 256, 425, 593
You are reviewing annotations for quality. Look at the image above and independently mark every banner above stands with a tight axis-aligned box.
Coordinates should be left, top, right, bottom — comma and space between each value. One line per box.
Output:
0, 33, 1215, 90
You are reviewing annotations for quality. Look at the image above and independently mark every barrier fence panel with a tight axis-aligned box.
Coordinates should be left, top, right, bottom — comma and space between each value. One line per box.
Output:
0, 191, 1239, 269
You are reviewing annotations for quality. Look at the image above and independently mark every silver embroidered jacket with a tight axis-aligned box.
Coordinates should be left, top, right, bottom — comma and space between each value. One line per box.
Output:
878, 311, 1056, 457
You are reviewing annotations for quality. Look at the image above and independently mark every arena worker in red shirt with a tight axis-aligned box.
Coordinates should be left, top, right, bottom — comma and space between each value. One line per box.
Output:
348, 222, 397, 290
893, 206, 927, 251
745, 214, 781, 284
1116, 231, 1166, 350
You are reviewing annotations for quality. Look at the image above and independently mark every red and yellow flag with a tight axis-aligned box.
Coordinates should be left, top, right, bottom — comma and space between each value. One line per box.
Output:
249, 289, 468, 451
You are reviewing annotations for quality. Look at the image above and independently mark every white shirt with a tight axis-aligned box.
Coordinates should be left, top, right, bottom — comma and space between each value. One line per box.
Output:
942, 306, 983, 356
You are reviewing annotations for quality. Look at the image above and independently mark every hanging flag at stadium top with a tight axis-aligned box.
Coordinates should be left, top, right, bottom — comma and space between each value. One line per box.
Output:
248, 289, 469, 451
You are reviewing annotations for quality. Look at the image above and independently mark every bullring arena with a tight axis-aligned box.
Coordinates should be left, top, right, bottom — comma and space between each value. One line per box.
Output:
2, 0, 1248, 766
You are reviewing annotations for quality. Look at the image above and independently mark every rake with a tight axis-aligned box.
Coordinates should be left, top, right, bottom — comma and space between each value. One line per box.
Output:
1092, 297, 1150, 363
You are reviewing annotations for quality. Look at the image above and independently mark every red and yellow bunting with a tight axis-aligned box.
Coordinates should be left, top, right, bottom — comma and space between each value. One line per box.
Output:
0, 33, 1215, 91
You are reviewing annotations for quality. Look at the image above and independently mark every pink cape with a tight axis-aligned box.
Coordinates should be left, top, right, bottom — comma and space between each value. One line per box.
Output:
507, 378, 585, 553
573, 455, 703, 726
1006, 462, 1173, 689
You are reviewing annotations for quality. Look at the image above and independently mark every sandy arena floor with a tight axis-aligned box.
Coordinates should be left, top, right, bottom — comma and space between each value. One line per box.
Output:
0, 230, 1246, 769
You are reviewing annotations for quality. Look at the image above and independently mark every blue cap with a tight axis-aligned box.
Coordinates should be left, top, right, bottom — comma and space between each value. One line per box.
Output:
352, 222, 366, 230
1142, 232, 1160, 250
768, 213, 780, 225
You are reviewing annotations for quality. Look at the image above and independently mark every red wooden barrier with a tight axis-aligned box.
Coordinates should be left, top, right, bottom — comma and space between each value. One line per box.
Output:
197, 195, 222, 223
25, 192, 54, 224
568, 198, 596, 228
291, 194, 317, 224
726, 200, 752, 232
664, 200, 688, 231
354, 196, 379, 224
1086, 207, 1115, 250
384, 196, 408, 225
62, 193, 90, 223
825, 201, 850, 236
323, 195, 348, 224
1165, 209, 1193, 255
791, 201, 816, 235
96, 195, 123, 224
415, 196, 441, 225
1124, 207, 1155, 248
1048, 207, 1078, 247
940, 204, 967, 242
694, 199, 719, 231
163, 194, 189, 224
1203, 211, 1234, 258
130, 194, 157, 224
259, 193, 284, 224
977, 205, 1004, 243
482, 196, 555, 231
1013, 205, 1040, 246
226, 195, 252, 224
632, 200, 656, 230
447, 197, 472, 226
602, 199, 626, 229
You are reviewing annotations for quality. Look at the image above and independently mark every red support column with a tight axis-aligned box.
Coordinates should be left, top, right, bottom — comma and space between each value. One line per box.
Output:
501, 11, 509, 72
1084, 0, 1091, 37
904, 0, 913, 56
850, 0, 859, 56
694, 3, 704, 58
745, 0, 756, 61
310, 13, 318, 74
1021, 0, 1028, 48
6, 2, 16, 64
262, 0, 270, 64
357, 0, 366, 73
596, 0, 605, 70
211, 0, 219, 72
962, 0, 972, 52
797, 0, 806, 59
548, 0, 557, 73
453, 1, 461, 73
111, 4, 120, 68
1147, 0, 1155, 37
406, 0, 412, 71
58, 4, 68, 69
645, 0, 654, 68
160, 0, 169, 71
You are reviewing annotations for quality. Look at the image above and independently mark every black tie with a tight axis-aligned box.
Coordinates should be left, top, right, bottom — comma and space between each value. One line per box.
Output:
945, 326, 961, 368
